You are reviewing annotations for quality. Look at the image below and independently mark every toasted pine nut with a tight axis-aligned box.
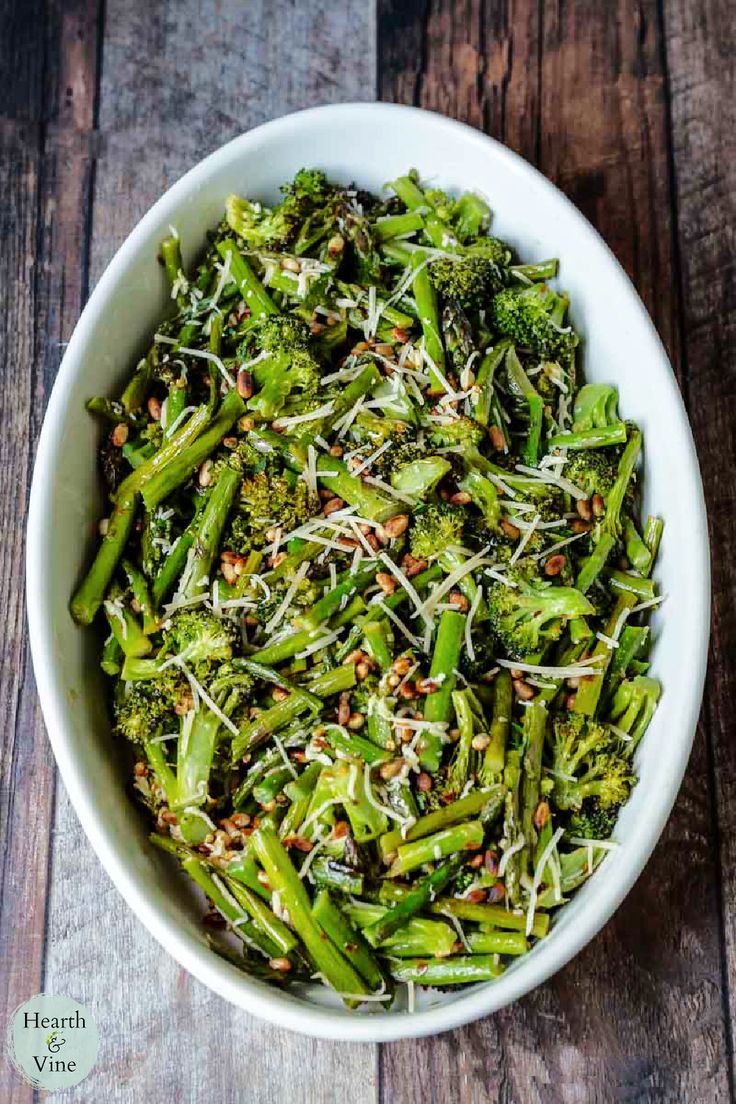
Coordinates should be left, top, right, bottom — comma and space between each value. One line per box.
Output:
401, 553, 428, 577
268, 957, 292, 973
237, 367, 253, 398
309, 320, 325, 335
489, 425, 506, 451
544, 554, 566, 577
513, 678, 535, 701
272, 687, 289, 703
591, 493, 605, 517
398, 682, 417, 701
501, 518, 521, 540
147, 395, 162, 421
281, 257, 301, 272
355, 662, 372, 681
448, 590, 470, 612
471, 734, 491, 751
323, 496, 345, 516
112, 422, 129, 447
347, 712, 365, 731
198, 459, 213, 487
337, 693, 351, 726
416, 772, 433, 792
392, 327, 409, 343
576, 498, 593, 522
571, 519, 592, 534
379, 759, 404, 780
384, 514, 409, 539
450, 491, 472, 506
392, 655, 414, 676
239, 415, 255, 432
374, 342, 395, 358
327, 234, 344, 256
534, 801, 551, 830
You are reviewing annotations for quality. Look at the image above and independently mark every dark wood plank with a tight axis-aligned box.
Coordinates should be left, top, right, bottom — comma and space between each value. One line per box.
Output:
0, 3, 100, 1101
664, 0, 736, 1078
41, 2, 380, 1099
378, 2, 732, 1100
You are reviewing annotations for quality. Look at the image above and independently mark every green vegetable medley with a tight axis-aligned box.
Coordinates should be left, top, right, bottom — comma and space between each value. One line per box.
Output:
73, 168, 663, 1008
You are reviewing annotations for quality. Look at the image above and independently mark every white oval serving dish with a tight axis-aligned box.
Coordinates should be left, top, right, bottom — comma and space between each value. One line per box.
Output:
26, 102, 710, 1042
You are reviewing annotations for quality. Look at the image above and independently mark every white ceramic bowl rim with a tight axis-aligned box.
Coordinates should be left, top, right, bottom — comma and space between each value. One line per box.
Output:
26, 102, 710, 1043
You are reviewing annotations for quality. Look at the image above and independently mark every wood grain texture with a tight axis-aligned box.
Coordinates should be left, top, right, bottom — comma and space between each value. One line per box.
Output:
41, 3, 379, 1102
0, 2, 99, 1101
664, 0, 736, 1079
378, 2, 733, 1101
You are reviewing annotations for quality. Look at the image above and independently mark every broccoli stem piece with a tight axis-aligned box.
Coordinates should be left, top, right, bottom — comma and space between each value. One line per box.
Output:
390, 175, 458, 250
511, 260, 559, 282
217, 239, 278, 319
362, 854, 464, 948
232, 665, 356, 759
151, 494, 209, 605
576, 534, 615, 594
250, 823, 370, 995
142, 391, 245, 512
454, 192, 491, 239
296, 564, 377, 631
312, 891, 385, 989
519, 701, 548, 880
316, 456, 397, 522
607, 570, 656, 601
600, 625, 650, 711
392, 457, 452, 498
482, 669, 512, 777
505, 347, 544, 466
466, 930, 530, 955
387, 821, 484, 877
374, 210, 425, 241
547, 423, 628, 450
623, 517, 652, 574
101, 632, 123, 675
380, 788, 502, 859
410, 252, 448, 394
103, 592, 152, 658
418, 610, 466, 771
387, 956, 504, 985
457, 468, 501, 530
122, 559, 157, 634
142, 734, 177, 801
178, 465, 240, 600
226, 878, 298, 956
573, 592, 638, 716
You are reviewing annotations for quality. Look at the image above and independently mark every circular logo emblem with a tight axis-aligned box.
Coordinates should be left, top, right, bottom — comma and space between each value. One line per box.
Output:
7, 994, 98, 1091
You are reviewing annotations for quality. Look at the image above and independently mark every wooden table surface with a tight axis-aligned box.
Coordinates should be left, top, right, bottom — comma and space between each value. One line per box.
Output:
1, 2, 734, 1101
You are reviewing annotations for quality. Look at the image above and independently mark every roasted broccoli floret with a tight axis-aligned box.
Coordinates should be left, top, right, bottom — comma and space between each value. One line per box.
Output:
428, 415, 486, 451
225, 169, 336, 252
568, 799, 620, 840
548, 712, 635, 813
114, 669, 187, 744
490, 284, 578, 359
487, 567, 594, 660
227, 468, 316, 550
429, 255, 505, 312
164, 608, 238, 669
409, 501, 466, 561
243, 315, 321, 420
564, 449, 621, 500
